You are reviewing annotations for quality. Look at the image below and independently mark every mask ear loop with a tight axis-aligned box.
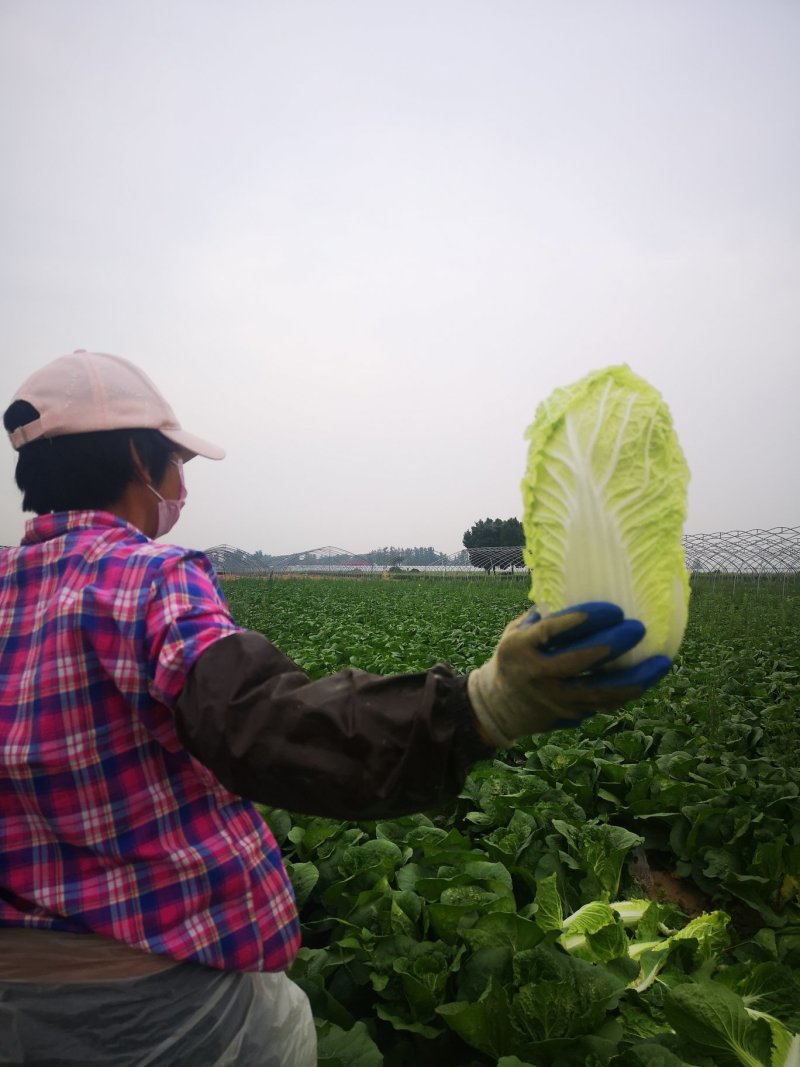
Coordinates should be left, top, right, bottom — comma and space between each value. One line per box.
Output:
170, 457, 187, 501
148, 457, 184, 499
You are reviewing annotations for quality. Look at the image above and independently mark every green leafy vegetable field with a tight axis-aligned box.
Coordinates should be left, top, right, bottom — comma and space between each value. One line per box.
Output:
222, 575, 800, 1067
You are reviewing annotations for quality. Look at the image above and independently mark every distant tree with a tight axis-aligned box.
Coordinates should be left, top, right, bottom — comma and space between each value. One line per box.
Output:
462, 517, 525, 573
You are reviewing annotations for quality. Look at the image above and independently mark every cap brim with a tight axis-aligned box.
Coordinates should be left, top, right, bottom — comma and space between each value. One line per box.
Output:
162, 429, 226, 461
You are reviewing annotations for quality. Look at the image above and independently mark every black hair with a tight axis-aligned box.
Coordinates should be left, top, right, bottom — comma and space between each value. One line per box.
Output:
3, 400, 175, 515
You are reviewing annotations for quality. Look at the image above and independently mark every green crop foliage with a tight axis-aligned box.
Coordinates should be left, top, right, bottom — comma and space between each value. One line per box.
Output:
221, 575, 800, 1066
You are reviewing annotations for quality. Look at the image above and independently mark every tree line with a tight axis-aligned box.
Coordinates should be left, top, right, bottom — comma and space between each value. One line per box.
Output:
239, 518, 527, 573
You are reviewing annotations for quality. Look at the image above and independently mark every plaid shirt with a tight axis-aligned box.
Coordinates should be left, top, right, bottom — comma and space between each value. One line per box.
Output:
0, 511, 300, 972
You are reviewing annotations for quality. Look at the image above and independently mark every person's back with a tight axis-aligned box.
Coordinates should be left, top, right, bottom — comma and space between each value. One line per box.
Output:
0, 511, 298, 972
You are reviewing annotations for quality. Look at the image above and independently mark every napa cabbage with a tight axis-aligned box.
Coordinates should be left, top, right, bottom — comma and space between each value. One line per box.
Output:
522, 364, 690, 665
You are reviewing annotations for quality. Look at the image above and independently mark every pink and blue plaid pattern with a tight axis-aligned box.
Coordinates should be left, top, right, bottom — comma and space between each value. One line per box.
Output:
0, 511, 300, 972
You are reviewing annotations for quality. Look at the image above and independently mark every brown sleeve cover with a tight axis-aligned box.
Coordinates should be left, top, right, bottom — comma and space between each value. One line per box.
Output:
174, 630, 494, 820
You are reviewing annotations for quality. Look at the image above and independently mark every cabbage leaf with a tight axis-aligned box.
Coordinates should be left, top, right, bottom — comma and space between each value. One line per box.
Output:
521, 364, 690, 664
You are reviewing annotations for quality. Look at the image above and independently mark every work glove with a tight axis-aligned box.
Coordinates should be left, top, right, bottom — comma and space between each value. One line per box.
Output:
467, 602, 672, 747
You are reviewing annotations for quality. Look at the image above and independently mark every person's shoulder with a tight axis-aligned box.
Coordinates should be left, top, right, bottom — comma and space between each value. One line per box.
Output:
116, 539, 219, 586
151, 542, 224, 591
126, 539, 196, 561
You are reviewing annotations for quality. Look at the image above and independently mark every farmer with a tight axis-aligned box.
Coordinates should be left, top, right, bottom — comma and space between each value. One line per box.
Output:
0, 351, 670, 1066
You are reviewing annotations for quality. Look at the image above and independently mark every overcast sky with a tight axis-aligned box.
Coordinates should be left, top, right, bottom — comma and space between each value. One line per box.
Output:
1, 1, 798, 555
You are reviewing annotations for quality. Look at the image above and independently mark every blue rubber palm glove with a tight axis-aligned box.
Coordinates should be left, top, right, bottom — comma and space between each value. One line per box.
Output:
467, 602, 671, 747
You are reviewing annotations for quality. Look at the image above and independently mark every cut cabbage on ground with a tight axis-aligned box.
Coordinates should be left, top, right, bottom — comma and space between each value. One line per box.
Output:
521, 364, 690, 665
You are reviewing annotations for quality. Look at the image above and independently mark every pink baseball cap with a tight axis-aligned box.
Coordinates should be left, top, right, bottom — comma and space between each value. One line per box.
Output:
7, 350, 225, 460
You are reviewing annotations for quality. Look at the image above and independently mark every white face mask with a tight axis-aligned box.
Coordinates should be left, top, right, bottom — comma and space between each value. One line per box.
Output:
148, 458, 187, 538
